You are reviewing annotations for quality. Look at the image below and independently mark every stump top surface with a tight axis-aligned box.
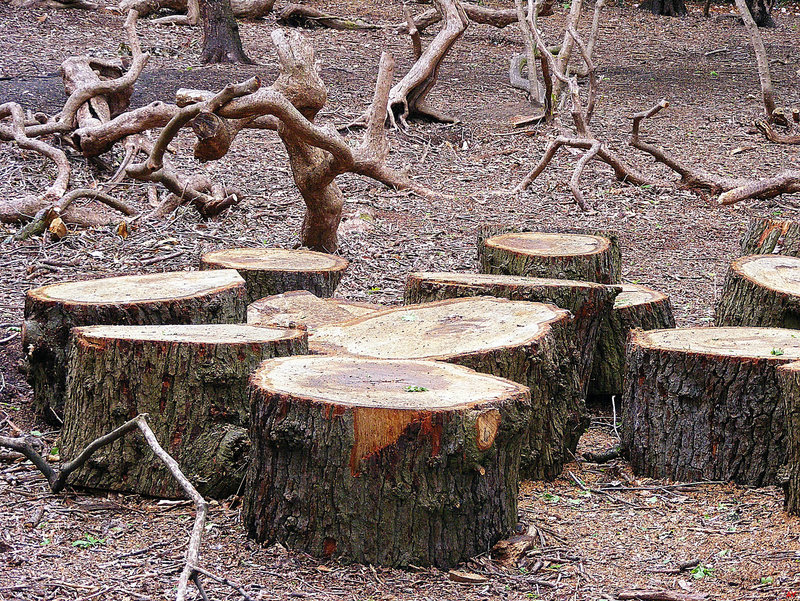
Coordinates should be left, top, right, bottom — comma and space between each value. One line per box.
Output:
311, 297, 568, 360
254, 355, 528, 410
633, 327, 800, 359
75, 323, 304, 345
201, 247, 348, 272
248, 290, 380, 329
484, 232, 610, 256
409, 271, 605, 290
614, 284, 668, 309
31, 270, 244, 305
735, 255, 800, 295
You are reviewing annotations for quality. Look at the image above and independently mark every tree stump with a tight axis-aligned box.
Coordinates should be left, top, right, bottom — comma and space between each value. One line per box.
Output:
311, 297, 584, 480
475, 224, 621, 274
248, 290, 381, 332
22, 270, 247, 423
60, 323, 308, 498
741, 217, 800, 257
777, 361, 800, 514
479, 232, 621, 284
622, 327, 800, 486
589, 284, 675, 399
242, 355, 531, 568
200, 247, 349, 303
403, 271, 620, 394
715, 255, 800, 328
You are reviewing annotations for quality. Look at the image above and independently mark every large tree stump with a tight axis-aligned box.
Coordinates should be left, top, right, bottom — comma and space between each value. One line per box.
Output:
777, 361, 800, 514
200, 248, 349, 303
715, 255, 800, 328
479, 232, 621, 284
741, 217, 800, 257
403, 271, 619, 395
589, 284, 675, 399
60, 323, 308, 498
22, 270, 247, 423
622, 327, 800, 486
248, 290, 381, 332
311, 297, 584, 480
242, 355, 531, 568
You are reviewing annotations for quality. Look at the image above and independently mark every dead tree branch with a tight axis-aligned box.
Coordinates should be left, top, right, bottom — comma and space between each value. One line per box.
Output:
277, 4, 382, 30
0, 414, 222, 601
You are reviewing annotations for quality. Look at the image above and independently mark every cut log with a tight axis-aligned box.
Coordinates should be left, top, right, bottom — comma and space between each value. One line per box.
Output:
622, 327, 800, 486
589, 284, 675, 399
741, 217, 800, 256
403, 271, 619, 394
242, 355, 531, 567
311, 296, 585, 480
476, 224, 621, 280
248, 290, 381, 332
479, 232, 620, 284
200, 248, 349, 304
22, 270, 247, 423
715, 255, 800, 328
59, 324, 307, 498
777, 361, 800, 514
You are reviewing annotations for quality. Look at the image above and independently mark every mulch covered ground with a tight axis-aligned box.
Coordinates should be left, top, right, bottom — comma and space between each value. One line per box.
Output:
1, 0, 800, 598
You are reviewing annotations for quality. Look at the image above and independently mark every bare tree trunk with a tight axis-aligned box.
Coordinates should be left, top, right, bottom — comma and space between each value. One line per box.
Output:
199, 0, 253, 64
746, 0, 775, 26
638, 0, 687, 17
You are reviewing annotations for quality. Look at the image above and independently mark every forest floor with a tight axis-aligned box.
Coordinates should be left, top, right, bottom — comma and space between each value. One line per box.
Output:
1, 0, 800, 599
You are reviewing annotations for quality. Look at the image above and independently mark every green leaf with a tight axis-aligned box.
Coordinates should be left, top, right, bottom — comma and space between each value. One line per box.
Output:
405, 385, 428, 393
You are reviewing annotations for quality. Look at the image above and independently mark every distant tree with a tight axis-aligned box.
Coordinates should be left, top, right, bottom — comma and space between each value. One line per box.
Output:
199, 0, 253, 64
638, 0, 687, 17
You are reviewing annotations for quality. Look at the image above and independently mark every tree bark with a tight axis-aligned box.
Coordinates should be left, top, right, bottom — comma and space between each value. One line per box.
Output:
745, 0, 775, 27
403, 271, 619, 396
622, 327, 800, 486
242, 355, 531, 567
248, 290, 381, 331
715, 255, 800, 328
589, 284, 675, 399
200, 247, 348, 304
778, 361, 800, 514
310, 296, 586, 480
638, 0, 687, 16
22, 270, 247, 423
479, 231, 621, 284
740, 217, 800, 256
199, 0, 253, 64
60, 324, 307, 498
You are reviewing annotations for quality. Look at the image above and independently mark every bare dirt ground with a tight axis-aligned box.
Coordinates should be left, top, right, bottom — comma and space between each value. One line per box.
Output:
1, 0, 800, 599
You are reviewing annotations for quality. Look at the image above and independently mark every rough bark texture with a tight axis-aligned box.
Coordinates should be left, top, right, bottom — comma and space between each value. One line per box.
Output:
589, 284, 675, 399
778, 361, 800, 514
200, 248, 349, 303
403, 271, 619, 395
60, 324, 308, 498
622, 327, 800, 486
199, 0, 253, 64
715, 255, 800, 328
746, 0, 775, 26
119, 0, 274, 20
310, 297, 586, 480
741, 217, 800, 256
242, 355, 531, 568
638, 0, 687, 16
248, 290, 381, 331
22, 270, 247, 423
479, 230, 621, 284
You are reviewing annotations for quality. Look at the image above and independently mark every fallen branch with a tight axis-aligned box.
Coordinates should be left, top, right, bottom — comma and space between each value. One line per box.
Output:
277, 4, 382, 30
0, 414, 216, 601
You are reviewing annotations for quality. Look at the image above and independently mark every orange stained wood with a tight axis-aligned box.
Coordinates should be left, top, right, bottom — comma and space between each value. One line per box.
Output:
758, 221, 790, 245
475, 409, 501, 451
349, 408, 441, 476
